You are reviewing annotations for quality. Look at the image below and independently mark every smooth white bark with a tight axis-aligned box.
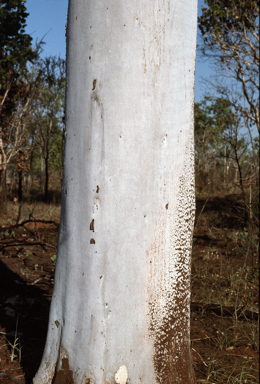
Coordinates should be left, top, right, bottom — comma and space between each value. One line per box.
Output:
34, 1, 197, 383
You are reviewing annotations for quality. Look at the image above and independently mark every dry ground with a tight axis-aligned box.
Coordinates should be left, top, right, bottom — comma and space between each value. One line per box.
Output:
0, 194, 259, 383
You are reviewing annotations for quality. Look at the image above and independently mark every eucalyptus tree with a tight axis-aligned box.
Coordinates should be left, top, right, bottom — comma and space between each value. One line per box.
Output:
33, 57, 65, 200
0, 63, 42, 208
0, 0, 38, 115
194, 97, 240, 191
198, 0, 259, 159
0, 0, 40, 212
34, 0, 197, 383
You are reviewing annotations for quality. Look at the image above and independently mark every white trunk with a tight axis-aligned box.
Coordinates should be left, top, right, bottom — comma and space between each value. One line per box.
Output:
34, 1, 197, 383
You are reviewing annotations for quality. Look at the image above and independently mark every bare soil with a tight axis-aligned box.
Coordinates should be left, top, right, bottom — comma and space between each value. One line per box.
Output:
0, 195, 259, 383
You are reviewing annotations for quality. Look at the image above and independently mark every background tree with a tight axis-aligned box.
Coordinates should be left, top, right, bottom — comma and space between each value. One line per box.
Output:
34, 0, 197, 383
194, 95, 258, 224
31, 57, 65, 200
0, 62, 42, 210
194, 97, 238, 191
198, 0, 259, 162
15, 147, 28, 201
0, 0, 38, 115
0, 0, 41, 212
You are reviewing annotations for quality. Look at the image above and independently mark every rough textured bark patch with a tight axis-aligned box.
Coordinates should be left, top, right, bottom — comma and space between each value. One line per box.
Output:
147, 126, 196, 383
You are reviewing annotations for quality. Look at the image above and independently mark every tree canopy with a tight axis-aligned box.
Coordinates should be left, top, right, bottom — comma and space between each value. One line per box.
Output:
0, 0, 38, 119
198, 0, 259, 134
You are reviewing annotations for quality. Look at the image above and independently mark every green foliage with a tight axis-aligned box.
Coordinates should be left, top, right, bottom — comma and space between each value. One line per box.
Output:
198, 0, 259, 134
194, 96, 238, 160
198, 0, 259, 38
3, 229, 15, 237
49, 123, 64, 176
31, 115, 64, 178
18, 57, 66, 197
0, 0, 40, 119
194, 96, 258, 194
253, 136, 259, 156
51, 254, 56, 264
6, 317, 22, 363
0, 0, 36, 84
24, 249, 31, 258
3, 218, 13, 225
0, 1, 43, 214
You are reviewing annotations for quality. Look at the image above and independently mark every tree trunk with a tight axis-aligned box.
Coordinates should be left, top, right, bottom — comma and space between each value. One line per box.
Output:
18, 169, 23, 202
40, 150, 44, 192
0, 166, 7, 214
29, 148, 34, 195
45, 148, 49, 201
34, 1, 197, 383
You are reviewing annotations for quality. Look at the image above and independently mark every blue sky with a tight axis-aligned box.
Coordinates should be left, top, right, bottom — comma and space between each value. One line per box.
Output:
25, 0, 213, 102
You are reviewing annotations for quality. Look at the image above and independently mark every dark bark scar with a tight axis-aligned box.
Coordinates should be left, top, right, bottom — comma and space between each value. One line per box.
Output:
53, 358, 74, 384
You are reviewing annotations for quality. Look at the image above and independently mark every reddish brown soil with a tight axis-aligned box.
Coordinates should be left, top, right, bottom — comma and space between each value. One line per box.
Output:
0, 221, 56, 383
0, 195, 258, 383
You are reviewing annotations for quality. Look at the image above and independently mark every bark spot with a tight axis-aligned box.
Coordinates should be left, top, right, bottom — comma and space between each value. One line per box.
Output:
115, 365, 128, 384
53, 358, 74, 384
96, 185, 99, 193
90, 219, 95, 231
92, 79, 97, 90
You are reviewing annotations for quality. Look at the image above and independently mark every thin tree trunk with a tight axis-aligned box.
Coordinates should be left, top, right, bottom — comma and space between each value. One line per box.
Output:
0, 167, 7, 214
29, 147, 34, 195
18, 169, 23, 202
224, 146, 226, 189
45, 118, 52, 201
0, 135, 7, 214
45, 149, 49, 201
40, 150, 44, 192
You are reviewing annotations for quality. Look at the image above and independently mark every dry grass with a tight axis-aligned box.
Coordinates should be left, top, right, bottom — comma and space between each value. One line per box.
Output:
192, 193, 259, 383
1, 201, 61, 226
